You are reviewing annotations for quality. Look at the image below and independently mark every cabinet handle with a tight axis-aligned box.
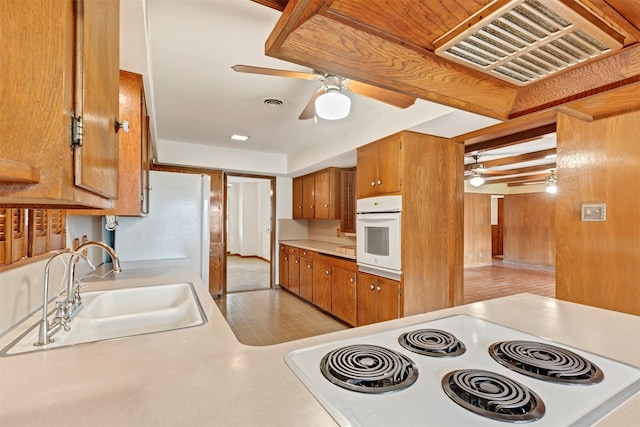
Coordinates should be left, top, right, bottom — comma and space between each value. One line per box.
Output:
310, 205, 314, 208
370, 181, 375, 187
325, 270, 330, 275
370, 284, 375, 290
324, 204, 328, 208
284, 256, 288, 261
307, 264, 311, 269
349, 277, 354, 283
376, 286, 381, 292
377, 180, 382, 185
295, 260, 299, 264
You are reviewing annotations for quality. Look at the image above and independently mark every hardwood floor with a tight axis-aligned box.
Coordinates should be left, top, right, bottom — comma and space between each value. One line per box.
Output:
463, 258, 555, 304
215, 259, 555, 346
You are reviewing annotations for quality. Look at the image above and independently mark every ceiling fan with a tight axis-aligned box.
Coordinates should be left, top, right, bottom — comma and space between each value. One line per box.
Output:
465, 155, 514, 187
232, 65, 416, 120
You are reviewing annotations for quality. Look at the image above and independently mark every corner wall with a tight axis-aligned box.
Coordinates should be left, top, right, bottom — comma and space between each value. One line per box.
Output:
555, 110, 640, 315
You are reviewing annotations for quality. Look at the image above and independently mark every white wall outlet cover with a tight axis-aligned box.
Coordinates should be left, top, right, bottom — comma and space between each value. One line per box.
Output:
581, 203, 606, 221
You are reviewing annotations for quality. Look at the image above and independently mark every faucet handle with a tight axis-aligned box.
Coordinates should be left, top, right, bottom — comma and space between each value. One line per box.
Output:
73, 285, 82, 306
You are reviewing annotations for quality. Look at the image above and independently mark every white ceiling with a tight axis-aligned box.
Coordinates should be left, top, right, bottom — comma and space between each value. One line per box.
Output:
121, 0, 553, 177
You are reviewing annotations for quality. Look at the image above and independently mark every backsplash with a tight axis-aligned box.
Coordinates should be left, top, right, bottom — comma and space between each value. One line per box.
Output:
278, 219, 356, 246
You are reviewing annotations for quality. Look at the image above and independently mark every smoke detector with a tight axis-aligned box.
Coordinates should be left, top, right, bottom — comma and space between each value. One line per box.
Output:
435, 0, 624, 85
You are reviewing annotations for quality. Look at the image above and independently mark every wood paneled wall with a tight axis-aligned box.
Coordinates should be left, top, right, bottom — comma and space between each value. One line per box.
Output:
555, 111, 640, 316
464, 193, 492, 267
503, 193, 556, 266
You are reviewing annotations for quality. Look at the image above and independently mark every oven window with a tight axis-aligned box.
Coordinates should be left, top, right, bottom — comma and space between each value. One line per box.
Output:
365, 226, 389, 256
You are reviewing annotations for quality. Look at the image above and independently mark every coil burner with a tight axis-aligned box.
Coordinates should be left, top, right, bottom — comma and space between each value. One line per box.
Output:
489, 340, 604, 385
320, 344, 418, 394
442, 369, 545, 423
398, 329, 466, 357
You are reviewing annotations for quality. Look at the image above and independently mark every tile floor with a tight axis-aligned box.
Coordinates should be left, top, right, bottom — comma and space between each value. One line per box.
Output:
214, 259, 555, 346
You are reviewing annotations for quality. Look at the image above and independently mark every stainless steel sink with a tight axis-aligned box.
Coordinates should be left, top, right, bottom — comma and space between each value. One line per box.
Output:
1, 282, 206, 356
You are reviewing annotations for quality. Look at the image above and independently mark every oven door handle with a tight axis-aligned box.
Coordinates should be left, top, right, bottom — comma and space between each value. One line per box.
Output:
357, 212, 400, 220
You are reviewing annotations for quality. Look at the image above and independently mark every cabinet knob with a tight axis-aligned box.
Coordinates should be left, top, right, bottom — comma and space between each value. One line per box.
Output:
370, 284, 375, 290
307, 264, 311, 269
377, 180, 382, 185
284, 256, 288, 260
324, 204, 328, 208
325, 270, 330, 275
376, 286, 381, 292
295, 260, 299, 264
114, 118, 129, 134
349, 277, 354, 283
310, 205, 314, 208
370, 181, 375, 186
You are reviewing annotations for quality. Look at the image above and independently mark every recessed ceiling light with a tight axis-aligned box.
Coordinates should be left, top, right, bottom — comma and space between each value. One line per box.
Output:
230, 134, 249, 141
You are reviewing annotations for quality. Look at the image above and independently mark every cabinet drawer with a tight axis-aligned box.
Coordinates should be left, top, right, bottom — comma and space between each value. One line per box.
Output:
300, 249, 315, 258
288, 246, 300, 255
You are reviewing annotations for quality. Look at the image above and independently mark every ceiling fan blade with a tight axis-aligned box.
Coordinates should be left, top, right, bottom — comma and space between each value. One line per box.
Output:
344, 80, 416, 109
232, 64, 319, 80
299, 87, 325, 120
482, 169, 517, 176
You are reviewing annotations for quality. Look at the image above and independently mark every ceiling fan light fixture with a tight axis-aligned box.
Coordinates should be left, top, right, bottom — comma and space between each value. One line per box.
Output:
469, 174, 485, 187
546, 171, 558, 193
315, 88, 351, 120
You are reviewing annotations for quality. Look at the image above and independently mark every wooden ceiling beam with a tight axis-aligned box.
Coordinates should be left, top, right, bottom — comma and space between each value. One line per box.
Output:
494, 162, 556, 175
480, 149, 556, 169
250, 0, 289, 12
464, 123, 556, 154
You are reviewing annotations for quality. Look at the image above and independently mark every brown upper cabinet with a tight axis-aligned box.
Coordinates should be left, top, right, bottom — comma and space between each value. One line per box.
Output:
292, 168, 346, 221
0, 0, 120, 208
70, 70, 151, 217
356, 135, 402, 198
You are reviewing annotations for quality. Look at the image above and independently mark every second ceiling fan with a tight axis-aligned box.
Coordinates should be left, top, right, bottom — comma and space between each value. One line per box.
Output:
232, 64, 416, 120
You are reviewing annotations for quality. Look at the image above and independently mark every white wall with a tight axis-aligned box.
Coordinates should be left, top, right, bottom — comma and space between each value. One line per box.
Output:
227, 179, 272, 260
157, 140, 287, 175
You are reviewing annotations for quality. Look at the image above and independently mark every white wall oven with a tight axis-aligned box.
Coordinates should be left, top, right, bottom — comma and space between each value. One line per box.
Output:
356, 195, 402, 280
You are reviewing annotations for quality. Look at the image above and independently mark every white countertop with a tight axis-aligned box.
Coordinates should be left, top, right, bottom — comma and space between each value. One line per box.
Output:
280, 240, 356, 260
0, 261, 638, 426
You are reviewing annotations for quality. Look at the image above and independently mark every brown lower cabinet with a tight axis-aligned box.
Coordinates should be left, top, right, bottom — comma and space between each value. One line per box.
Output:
299, 252, 314, 302
356, 272, 402, 326
279, 245, 289, 290
312, 258, 332, 312
278, 244, 401, 327
331, 264, 357, 326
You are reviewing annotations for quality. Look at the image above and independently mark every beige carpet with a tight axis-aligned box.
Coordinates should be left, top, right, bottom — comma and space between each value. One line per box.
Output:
226, 255, 270, 293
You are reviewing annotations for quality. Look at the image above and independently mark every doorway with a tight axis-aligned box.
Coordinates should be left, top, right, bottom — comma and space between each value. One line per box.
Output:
224, 174, 276, 293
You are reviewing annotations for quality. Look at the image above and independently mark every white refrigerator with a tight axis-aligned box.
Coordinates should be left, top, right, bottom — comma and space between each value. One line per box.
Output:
114, 171, 210, 285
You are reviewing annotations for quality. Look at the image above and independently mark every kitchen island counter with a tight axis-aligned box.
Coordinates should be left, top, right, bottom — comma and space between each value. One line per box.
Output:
0, 261, 638, 426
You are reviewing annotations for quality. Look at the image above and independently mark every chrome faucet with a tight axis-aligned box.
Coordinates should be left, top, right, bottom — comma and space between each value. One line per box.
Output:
36, 241, 121, 346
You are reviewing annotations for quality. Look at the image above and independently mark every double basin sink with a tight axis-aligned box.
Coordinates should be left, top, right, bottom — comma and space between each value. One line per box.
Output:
2, 282, 206, 356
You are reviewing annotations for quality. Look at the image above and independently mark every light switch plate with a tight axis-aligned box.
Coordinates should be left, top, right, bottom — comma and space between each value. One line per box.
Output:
581, 203, 606, 221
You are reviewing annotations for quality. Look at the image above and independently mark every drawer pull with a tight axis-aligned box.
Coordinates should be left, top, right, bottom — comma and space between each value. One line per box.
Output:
370, 284, 375, 290
376, 286, 381, 292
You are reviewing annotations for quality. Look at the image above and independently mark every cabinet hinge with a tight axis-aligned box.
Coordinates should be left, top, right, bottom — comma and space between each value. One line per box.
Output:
399, 141, 403, 149
71, 112, 83, 147
400, 178, 402, 187
398, 287, 402, 295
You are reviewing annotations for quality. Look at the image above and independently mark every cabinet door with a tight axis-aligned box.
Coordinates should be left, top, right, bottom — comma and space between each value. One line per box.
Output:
292, 178, 303, 219
376, 277, 401, 322
376, 137, 402, 195
288, 254, 300, 294
356, 272, 378, 326
74, 0, 120, 198
356, 144, 379, 198
314, 170, 330, 219
279, 245, 289, 289
340, 169, 356, 233
312, 259, 332, 312
299, 257, 313, 302
331, 266, 357, 326
302, 175, 315, 219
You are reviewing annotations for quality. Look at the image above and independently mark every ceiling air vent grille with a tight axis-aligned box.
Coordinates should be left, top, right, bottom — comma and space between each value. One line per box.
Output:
435, 0, 623, 85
